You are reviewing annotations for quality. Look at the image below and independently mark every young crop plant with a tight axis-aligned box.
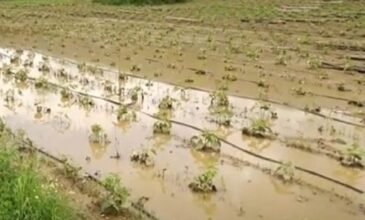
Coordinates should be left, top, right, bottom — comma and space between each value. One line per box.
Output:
209, 106, 233, 126
99, 174, 129, 215
153, 119, 171, 134
210, 90, 229, 108
273, 161, 295, 182
128, 86, 143, 102
89, 124, 109, 145
34, 78, 49, 89
190, 131, 221, 152
189, 169, 217, 193
116, 105, 136, 122
242, 118, 273, 138
158, 95, 174, 110
14, 69, 28, 83
60, 88, 72, 100
130, 149, 155, 167
340, 144, 365, 168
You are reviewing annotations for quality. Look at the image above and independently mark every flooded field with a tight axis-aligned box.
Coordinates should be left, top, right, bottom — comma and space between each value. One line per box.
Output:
0, 48, 364, 220
0, 0, 364, 219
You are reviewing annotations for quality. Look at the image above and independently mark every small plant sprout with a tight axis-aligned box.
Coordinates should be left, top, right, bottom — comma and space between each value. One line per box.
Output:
340, 144, 365, 168
242, 118, 273, 138
100, 174, 129, 215
130, 149, 156, 167
274, 161, 295, 182
222, 73, 237, 81
258, 79, 269, 88
78, 95, 95, 108
118, 72, 128, 81
209, 106, 233, 126
210, 90, 229, 108
34, 78, 49, 89
128, 86, 143, 102
153, 120, 171, 134
116, 105, 136, 122
89, 124, 109, 145
307, 56, 322, 69
2, 65, 14, 76
292, 86, 307, 96
189, 169, 217, 193
190, 131, 221, 152
14, 69, 28, 83
38, 62, 50, 73
60, 88, 72, 100
158, 95, 174, 110
62, 158, 82, 181
4, 89, 15, 103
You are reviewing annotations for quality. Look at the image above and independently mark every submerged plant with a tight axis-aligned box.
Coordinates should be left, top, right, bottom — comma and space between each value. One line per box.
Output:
274, 161, 295, 182
189, 169, 217, 193
130, 149, 155, 167
340, 144, 365, 168
100, 174, 129, 216
153, 120, 171, 134
116, 105, 136, 122
190, 131, 221, 152
89, 124, 109, 145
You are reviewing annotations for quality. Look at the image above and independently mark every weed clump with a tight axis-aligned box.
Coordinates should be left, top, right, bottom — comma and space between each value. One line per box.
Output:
0, 127, 76, 219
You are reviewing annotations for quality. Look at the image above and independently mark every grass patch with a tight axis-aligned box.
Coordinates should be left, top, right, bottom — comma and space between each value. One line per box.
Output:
0, 125, 77, 220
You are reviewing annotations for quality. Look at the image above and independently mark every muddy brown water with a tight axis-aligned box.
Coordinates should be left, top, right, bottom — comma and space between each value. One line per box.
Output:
0, 48, 364, 220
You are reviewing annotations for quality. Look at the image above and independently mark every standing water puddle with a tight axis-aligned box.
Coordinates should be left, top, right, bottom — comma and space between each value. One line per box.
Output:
0, 48, 364, 220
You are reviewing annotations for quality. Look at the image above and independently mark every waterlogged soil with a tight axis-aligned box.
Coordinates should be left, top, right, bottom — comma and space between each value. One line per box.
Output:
0, 1, 365, 122
0, 48, 364, 220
